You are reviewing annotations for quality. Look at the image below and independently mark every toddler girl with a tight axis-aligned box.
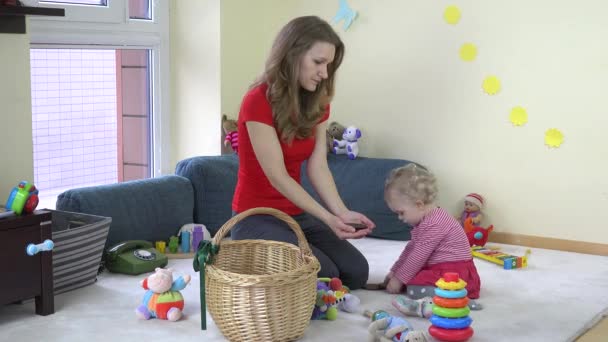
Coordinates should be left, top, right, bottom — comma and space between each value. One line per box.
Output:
382, 164, 482, 317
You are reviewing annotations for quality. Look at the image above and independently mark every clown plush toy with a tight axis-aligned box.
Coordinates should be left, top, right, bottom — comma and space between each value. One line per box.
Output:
136, 268, 191, 321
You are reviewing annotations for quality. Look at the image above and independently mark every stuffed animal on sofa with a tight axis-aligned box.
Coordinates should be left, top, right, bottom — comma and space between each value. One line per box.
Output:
326, 121, 346, 153
366, 310, 428, 342
311, 277, 360, 320
135, 267, 191, 321
333, 126, 362, 160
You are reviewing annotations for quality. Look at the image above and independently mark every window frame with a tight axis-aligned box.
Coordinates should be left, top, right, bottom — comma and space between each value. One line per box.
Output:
28, 0, 171, 177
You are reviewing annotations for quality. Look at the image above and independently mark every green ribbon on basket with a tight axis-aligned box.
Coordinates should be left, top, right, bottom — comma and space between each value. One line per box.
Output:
193, 240, 219, 330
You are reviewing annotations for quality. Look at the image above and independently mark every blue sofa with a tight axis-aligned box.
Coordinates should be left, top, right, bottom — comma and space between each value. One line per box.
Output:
56, 154, 416, 247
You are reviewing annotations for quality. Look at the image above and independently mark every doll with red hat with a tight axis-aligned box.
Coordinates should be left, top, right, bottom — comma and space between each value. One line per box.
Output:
458, 193, 484, 227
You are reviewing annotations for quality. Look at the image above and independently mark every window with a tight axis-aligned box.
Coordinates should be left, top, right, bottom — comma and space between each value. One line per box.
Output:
28, 0, 169, 209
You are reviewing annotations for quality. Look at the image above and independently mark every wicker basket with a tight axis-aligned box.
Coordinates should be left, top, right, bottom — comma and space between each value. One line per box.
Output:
197, 207, 321, 342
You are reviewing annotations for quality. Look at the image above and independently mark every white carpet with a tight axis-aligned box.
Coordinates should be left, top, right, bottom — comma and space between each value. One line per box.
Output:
2, 238, 608, 342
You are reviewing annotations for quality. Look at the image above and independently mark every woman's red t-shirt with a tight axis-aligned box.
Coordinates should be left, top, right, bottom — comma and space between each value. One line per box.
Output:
232, 83, 330, 215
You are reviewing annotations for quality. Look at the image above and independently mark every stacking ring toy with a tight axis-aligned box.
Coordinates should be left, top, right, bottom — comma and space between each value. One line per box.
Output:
435, 288, 467, 299
433, 296, 469, 308
430, 315, 473, 329
432, 305, 470, 318
429, 326, 474, 342
435, 278, 467, 290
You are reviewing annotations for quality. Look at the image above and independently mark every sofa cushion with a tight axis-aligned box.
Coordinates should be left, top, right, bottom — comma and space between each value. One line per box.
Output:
56, 175, 194, 247
175, 155, 239, 236
302, 154, 414, 241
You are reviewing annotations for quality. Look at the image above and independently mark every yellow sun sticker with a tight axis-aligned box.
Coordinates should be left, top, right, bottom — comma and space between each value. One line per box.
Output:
545, 128, 564, 148
444, 5, 461, 25
482, 76, 501, 95
460, 43, 477, 62
509, 106, 528, 126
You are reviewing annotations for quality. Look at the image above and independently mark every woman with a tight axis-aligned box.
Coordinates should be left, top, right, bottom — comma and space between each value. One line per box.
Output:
231, 16, 375, 289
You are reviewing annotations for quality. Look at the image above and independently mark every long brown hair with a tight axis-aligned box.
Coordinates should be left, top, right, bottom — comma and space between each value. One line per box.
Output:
252, 16, 344, 144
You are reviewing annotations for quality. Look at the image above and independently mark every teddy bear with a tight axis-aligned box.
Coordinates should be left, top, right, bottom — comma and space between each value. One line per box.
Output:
135, 267, 191, 321
326, 121, 346, 152
333, 125, 362, 160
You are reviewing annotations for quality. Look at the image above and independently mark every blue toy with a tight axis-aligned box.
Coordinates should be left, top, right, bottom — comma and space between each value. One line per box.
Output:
365, 310, 428, 342
26, 239, 54, 256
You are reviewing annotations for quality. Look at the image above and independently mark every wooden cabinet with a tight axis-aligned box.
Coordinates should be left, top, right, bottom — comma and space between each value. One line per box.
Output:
0, 210, 54, 315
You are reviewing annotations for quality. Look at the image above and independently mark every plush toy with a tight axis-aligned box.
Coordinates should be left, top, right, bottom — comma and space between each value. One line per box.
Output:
326, 121, 346, 153
222, 114, 238, 154
311, 277, 360, 320
365, 310, 428, 342
333, 125, 362, 160
463, 217, 494, 247
458, 193, 484, 226
135, 267, 191, 321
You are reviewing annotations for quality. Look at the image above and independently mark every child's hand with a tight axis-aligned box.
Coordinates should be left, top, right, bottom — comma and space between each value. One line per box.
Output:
386, 277, 403, 294
384, 271, 394, 285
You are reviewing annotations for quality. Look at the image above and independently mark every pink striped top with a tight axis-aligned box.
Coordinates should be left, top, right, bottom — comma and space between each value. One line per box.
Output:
391, 207, 472, 284
225, 131, 238, 152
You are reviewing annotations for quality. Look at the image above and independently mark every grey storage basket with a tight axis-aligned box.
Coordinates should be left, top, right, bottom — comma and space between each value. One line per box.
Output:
50, 210, 111, 294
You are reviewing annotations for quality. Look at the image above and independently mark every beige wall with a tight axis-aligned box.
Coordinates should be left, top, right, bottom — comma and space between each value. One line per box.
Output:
219, 1, 608, 244
170, 0, 222, 167
0, 33, 34, 199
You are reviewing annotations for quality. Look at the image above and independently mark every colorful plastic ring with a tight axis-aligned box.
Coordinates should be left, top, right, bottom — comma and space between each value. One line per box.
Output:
435, 278, 467, 290
428, 326, 474, 342
435, 288, 467, 299
432, 305, 470, 318
430, 315, 473, 329
433, 296, 469, 308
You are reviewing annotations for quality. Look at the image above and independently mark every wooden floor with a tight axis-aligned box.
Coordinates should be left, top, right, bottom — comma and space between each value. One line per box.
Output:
576, 316, 608, 341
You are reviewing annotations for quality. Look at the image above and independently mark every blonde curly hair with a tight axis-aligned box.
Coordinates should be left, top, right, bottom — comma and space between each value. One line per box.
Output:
384, 164, 438, 205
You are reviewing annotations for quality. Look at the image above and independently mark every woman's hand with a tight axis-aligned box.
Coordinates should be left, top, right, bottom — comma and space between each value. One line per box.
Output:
337, 210, 376, 235
386, 277, 404, 294
325, 215, 370, 240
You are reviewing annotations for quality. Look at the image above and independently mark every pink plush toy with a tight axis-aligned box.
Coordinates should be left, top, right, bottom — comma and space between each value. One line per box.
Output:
135, 268, 191, 321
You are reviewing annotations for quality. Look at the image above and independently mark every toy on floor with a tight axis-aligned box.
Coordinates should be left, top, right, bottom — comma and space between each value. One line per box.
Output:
311, 277, 360, 320
471, 245, 531, 270
428, 272, 474, 342
457, 193, 484, 227
164, 224, 212, 259
463, 217, 493, 247
5, 181, 39, 215
136, 267, 191, 322
333, 125, 362, 160
222, 114, 238, 154
364, 309, 428, 342
326, 121, 346, 152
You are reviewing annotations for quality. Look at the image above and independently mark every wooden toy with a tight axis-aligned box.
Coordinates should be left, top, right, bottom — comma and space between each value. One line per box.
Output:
471, 245, 531, 270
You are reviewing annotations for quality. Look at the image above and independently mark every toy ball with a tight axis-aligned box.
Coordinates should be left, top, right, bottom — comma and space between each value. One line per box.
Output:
329, 278, 343, 291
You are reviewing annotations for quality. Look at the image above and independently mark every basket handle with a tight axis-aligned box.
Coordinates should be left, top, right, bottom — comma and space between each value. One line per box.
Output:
212, 207, 314, 256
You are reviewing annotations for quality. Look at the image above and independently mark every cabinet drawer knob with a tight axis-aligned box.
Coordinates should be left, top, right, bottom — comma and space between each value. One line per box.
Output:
26, 239, 54, 256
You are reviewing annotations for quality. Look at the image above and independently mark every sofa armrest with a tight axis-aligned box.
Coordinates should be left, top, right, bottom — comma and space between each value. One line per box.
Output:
56, 175, 195, 247
175, 155, 238, 237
